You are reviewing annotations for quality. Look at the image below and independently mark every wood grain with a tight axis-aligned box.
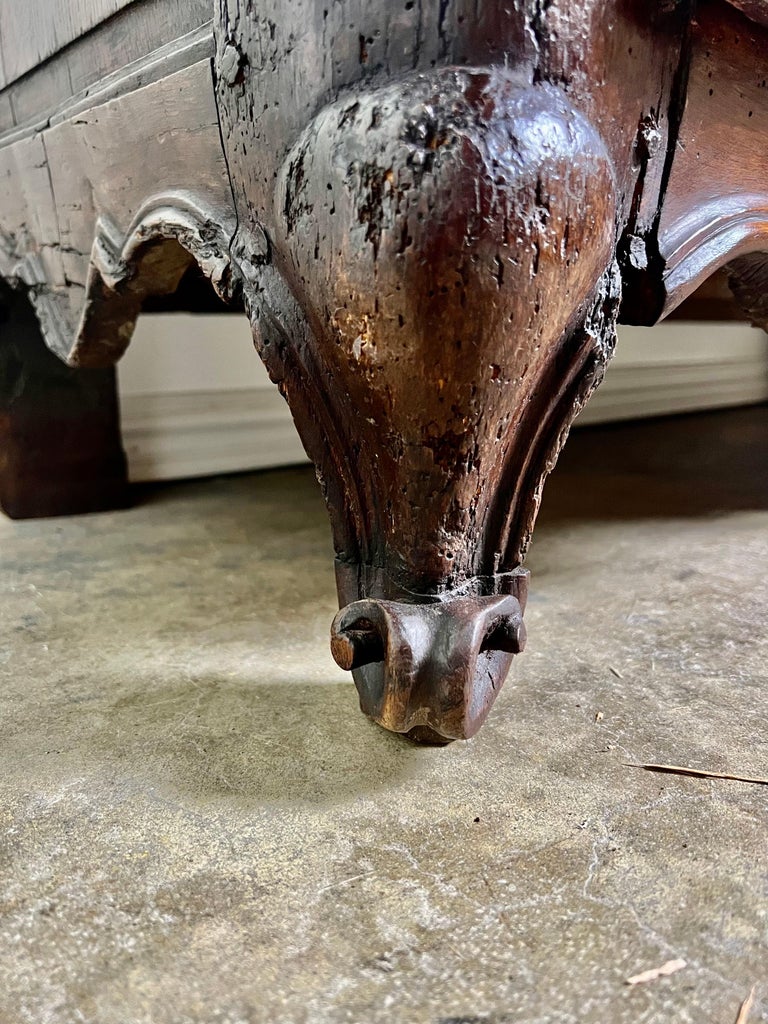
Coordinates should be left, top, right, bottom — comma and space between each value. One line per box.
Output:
0, 0, 211, 136
0, 57, 234, 367
0, 0, 134, 88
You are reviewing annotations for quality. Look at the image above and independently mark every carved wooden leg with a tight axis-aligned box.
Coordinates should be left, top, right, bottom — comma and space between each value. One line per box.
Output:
0, 283, 128, 519
217, 8, 624, 740
279, 76, 620, 742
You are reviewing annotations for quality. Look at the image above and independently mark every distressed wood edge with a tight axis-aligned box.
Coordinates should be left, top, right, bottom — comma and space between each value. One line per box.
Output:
659, 200, 768, 318
65, 195, 237, 368
1, 196, 236, 369
629, 2, 768, 325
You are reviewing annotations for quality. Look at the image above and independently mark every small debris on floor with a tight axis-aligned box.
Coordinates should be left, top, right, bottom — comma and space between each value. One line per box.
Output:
735, 985, 757, 1024
318, 870, 374, 893
609, 666, 624, 679
594, 711, 604, 723
625, 958, 687, 986
625, 763, 768, 786
371, 955, 395, 974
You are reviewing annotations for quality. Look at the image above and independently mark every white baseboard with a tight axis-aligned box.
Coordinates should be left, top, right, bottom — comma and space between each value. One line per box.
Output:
118, 315, 768, 482
120, 388, 307, 482
576, 323, 768, 425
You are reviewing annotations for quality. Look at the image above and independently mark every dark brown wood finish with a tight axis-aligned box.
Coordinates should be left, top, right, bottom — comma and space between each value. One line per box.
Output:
1, 0, 767, 739
626, 0, 768, 326
0, 281, 128, 519
213, 0, 692, 738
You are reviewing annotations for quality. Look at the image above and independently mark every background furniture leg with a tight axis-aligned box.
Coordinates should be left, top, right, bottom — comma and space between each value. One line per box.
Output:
0, 282, 128, 519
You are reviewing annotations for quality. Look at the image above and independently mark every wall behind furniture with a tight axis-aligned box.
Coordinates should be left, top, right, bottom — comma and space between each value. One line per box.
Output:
118, 314, 768, 482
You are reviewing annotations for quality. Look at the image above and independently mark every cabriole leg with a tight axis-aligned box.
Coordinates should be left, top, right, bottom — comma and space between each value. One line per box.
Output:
216, 7, 624, 741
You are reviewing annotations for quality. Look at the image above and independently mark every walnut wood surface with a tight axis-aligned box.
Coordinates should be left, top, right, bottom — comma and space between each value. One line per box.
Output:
1, 0, 767, 738
649, 0, 768, 326
213, 0, 688, 737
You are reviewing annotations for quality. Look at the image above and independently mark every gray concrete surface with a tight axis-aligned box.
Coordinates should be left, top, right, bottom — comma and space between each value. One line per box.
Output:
0, 407, 766, 1024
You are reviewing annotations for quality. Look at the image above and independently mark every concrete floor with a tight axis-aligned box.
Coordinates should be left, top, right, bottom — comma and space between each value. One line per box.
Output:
0, 406, 766, 1024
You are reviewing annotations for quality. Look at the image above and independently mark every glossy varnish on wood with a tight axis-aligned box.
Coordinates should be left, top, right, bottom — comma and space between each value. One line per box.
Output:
0, 0, 767, 740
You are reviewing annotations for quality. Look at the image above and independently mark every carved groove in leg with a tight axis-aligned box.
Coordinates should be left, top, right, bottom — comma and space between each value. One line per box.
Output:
725, 251, 768, 331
